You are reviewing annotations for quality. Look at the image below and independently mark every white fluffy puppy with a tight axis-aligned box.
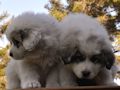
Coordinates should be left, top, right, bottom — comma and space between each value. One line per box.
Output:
5, 12, 60, 89
59, 13, 117, 86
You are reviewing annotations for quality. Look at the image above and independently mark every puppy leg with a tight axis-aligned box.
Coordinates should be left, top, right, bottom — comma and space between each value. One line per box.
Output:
59, 66, 78, 87
6, 61, 20, 89
18, 61, 41, 89
46, 65, 60, 87
6, 73, 20, 90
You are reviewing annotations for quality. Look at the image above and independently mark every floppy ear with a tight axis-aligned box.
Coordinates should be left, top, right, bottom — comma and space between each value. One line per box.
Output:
96, 37, 115, 69
102, 49, 115, 69
21, 28, 42, 51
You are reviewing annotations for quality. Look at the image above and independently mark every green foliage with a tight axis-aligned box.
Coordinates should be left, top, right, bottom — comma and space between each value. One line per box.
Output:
45, 0, 68, 21
0, 12, 9, 36
0, 22, 9, 35
0, 9, 9, 90
0, 46, 10, 89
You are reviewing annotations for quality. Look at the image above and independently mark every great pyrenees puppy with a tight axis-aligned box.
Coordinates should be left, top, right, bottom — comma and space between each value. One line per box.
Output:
5, 12, 60, 89
59, 13, 117, 86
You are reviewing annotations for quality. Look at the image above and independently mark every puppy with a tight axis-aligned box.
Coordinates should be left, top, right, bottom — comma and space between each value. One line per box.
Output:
59, 13, 117, 86
5, 12, 60, 89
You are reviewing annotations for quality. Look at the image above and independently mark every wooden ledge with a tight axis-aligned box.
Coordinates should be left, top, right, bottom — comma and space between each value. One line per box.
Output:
16, 86, 120, 90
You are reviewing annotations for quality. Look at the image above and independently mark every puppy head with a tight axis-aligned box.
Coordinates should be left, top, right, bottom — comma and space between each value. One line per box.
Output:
60, 13, 115, 80
6, 12, 59, 60
61, 36, 115, 79
6, 28, 41, 60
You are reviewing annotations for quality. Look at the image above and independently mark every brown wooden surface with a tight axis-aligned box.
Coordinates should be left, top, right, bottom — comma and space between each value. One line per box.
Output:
16, 86, 120, 90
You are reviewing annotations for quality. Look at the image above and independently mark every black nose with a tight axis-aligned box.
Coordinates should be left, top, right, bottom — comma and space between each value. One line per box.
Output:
9, 52, 13, 57
82, 71, 90, 77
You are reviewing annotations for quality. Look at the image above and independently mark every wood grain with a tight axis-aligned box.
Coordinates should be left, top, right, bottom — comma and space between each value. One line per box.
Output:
16, 86, 120, 90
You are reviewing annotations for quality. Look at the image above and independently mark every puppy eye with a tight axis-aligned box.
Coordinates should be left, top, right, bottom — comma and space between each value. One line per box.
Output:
70, 51, 86, 63
62, 56, 71, 64
13, 39, 20, 48
90, 55, 101, 63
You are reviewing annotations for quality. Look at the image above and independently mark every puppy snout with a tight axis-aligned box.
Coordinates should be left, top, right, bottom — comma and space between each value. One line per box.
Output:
9, 52, 13, 57
82, 71, 90, 78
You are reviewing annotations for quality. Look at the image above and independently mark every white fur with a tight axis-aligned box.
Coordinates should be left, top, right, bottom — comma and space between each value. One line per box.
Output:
59, 13, 117, 86
72, 60, 101, 79
6, 12, 61, 89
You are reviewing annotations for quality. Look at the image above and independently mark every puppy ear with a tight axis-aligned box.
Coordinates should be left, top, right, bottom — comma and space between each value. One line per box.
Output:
102, 49, 115, 69
19, 30, 28, 41
22, 28, 41, 51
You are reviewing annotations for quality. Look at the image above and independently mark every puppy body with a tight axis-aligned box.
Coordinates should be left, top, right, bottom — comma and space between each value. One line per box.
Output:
6, 12, 61, 89
59, 13, 117, 86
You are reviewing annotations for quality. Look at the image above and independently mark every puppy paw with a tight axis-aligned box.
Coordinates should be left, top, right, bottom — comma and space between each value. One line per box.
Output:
21, 80, 41, 89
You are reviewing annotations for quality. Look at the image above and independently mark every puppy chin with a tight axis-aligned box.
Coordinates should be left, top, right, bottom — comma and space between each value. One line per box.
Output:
11, 54, 24, 60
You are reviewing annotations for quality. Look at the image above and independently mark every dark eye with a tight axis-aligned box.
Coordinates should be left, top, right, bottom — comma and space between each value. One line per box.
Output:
70, 51, 86, 63
90, 54, 101, 63
62, 56, 71, 64
13, 39, 20, 48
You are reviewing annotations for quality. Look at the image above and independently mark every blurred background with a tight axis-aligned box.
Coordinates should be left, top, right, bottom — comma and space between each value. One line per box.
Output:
0, 0, 120, 89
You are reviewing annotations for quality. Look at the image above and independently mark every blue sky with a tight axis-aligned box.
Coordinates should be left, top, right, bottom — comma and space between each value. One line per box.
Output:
0, 0, 49, 16
0, 0, 68, 16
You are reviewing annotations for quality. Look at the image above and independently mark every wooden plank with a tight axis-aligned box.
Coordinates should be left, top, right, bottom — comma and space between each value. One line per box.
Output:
16, 86, 120, 90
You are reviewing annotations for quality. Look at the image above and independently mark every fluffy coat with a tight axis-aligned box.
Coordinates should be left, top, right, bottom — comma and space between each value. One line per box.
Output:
58, 13, 117, 86
5, 12, 61, 89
